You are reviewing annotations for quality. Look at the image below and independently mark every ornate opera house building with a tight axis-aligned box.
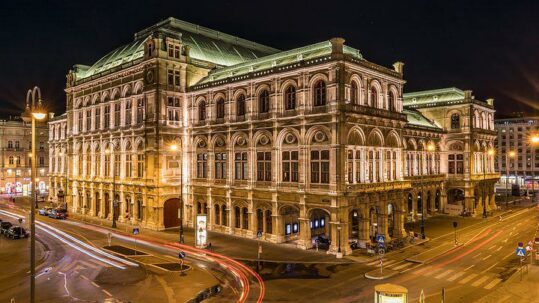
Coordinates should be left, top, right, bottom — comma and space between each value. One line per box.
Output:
49, 18, 498, 255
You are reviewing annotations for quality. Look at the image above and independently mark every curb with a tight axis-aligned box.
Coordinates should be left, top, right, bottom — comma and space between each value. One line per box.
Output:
405, 243, 463, 264
364, 268, 399, 280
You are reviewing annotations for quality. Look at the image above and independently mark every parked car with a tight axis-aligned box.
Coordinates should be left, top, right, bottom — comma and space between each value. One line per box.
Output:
0, 222, 12, 235
314, 235, 331, 247
49, 208, 68, 219
39, 207, 53, 216
6, 226, 28, 239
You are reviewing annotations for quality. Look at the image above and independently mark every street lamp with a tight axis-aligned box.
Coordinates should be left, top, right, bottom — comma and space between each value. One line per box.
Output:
482, 148, 495, 218
22, 86, 47, 303
529, 135, 539, 202
169, 142, 184, 243
105, 148, 118, 228
420, 143, 435, 240
58, 151, 68, 209
507, 150, 516, 209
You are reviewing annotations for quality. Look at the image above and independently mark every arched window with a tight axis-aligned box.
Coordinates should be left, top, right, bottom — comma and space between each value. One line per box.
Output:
237, 95, 246, 116
284, 86, 296, 110
388, 91, 396, 111
351, 81, 359, 105
221, 205, 227, 226
259, 90, 270, 113
313, 80, 326, 106
216, 98, 225, 119
214, 204, 220, 225
198, 101, 206, 121
451, 113, 460, 129
370, 86, 378, 107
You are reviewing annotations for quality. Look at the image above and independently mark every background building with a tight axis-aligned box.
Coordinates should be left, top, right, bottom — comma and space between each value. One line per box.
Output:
494, 116, 539, 192
51, 17, 499, 255
0, 116, 49, 196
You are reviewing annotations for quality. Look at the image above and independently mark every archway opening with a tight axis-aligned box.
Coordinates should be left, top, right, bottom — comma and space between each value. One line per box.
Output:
426, 192, 432, 214
280, 206, 299, 241
349, 209, 361, 240
447, 188, 465, 205
369, 207, 379, 242
163, 198, 180, 228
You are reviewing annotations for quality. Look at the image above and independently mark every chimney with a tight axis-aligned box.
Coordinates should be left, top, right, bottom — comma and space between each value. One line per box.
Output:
329, 37, 345, 56
393, 62, 404, 75
486, 98, 494, 106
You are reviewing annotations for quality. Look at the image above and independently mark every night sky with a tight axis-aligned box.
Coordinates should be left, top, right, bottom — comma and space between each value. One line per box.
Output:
2, 0, 539, 117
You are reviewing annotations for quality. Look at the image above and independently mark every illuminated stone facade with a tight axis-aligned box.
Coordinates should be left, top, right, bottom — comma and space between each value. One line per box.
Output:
51, 18, 498, 255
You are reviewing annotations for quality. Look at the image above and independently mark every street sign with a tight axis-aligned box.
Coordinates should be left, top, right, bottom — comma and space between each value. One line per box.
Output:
256, 231, 263, 238
526, 245, 532, 252
452, 221, 458, 228
178, 251, 186, 259
132, 228, 139, 235
376, 234, 385, 244
518, 242, 524, 247
379, 248, 385, 255
516, 247, 526, 257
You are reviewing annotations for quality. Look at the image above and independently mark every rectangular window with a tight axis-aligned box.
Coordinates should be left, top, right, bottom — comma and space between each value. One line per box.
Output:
215, 152, 227, 179
78, 112, 83, 132
311, 150, 330, 184
174, 45, 180, 58
256, 152, 271, 181
282, 151, 299, 182
114, 103, 121, 127
197, 153, 208, 178
125, 155, 132, 178
137, 99, 145, 124
174, 71, 180, 86
104, 154, 111, 177
86, 110, 91, 132
114, 154, 120, 177
347, 150, 354, 183
104, 106, 110, 129
137, 154, 144, 178
235, 152, 248, 180
167, 69, 174, 86
355, 150, 361, 182
168, 44, 174, 57
95, 108, 101, 130
167, 97, 180, 122
125, 101, 132, 126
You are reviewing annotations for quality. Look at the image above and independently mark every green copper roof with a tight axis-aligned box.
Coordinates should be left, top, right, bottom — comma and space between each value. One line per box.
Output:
402, 87, 465, 106
74, 18, 279, 81
403, 108, 441, 129
197, 41, 363, 85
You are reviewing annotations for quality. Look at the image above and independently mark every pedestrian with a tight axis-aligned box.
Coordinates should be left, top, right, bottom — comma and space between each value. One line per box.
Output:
207, 242, 212, 251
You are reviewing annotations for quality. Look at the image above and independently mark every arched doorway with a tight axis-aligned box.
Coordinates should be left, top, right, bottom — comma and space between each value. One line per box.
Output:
95, 191, 100, 217
113, 194, 120, 221
447, 188, 465, 205
369, 207, 379, 241
387, 203, 395, 237
426, 192, 432, 214
280, 206, 299, 241
163, 198, 180, 228
256, 209, 263, 233
435, 190, 441, 210
104, 193, 110, 218
349, 209, 361, 240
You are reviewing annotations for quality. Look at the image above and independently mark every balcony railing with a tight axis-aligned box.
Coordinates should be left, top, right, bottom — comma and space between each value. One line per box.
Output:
343, 104, 407, 121
346, 180, 412, 192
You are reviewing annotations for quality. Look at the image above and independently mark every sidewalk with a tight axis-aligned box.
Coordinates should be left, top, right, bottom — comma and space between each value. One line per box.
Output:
476, 264, 539, 302
70, 213, 347, 264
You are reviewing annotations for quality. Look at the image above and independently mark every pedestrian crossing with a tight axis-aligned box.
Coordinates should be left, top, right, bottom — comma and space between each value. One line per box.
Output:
366, 259, 505, 291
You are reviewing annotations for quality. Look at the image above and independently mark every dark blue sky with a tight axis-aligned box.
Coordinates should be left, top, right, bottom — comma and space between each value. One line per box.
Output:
2, 0, 538, 117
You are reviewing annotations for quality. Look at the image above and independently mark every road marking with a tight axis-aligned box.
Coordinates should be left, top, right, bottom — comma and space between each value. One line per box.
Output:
80, 275, 91, 282
471, 275, 490, 287
459, 273, 478, 284
516, 222, 522, 227
503, 238, 509, 243
415, 265, 432, 275
495, 246, 502, 252
489, 245, 496, 250
383, 260, 399, 267
435, 269, 453, 279
447, 271, 466, 282
482, 254, 492, 261
483, 278, 502, 290
481, 261, 500, 273
102, 289, 113, 297
512, 227, 516, 231
392, 262, 413, 270
509, 232, 513, 236
502, 251, 514, 260
424, 268, 442, 277
473, 252, 483, 259
91, 282, 100, 288
464, 264, 475, 271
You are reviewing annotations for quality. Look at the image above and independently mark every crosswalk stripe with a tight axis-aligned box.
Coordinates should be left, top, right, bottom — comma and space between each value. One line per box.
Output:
447, 271, 466, 282
483, 278, 501, 290
415, 265, 433, 275
459, 273, 478, 284
391, 262, 413, 270
435, 269, 454, 279
383, 260, 399, 267
424, 268, 443, 277
471, 275, 490, 287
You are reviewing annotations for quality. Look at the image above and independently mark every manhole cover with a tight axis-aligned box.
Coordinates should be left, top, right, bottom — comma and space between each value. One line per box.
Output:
153, 263, 191, 272
103, 245, 148, 256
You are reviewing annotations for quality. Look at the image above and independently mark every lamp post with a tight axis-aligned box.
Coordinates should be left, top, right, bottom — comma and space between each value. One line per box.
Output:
58, 151, 68, 209
420, 143, 435, 240
22, 86, 47, 303
530, 135, 539, 203
105, 147, 118, 228
169, 142, 184, 243
482, 149, 495, 218
337, 224, 342, 254
507, 151, 515, 209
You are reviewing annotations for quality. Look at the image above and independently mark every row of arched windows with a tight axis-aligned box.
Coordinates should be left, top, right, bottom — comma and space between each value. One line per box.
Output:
196, 81, 327, 122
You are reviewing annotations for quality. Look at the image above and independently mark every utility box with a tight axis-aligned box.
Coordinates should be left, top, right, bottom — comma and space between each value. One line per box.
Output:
374, 283, 408, 303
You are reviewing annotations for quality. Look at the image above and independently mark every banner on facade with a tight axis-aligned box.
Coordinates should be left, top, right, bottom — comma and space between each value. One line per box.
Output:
196, 214, 207, 248
444, 204, 463, 216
